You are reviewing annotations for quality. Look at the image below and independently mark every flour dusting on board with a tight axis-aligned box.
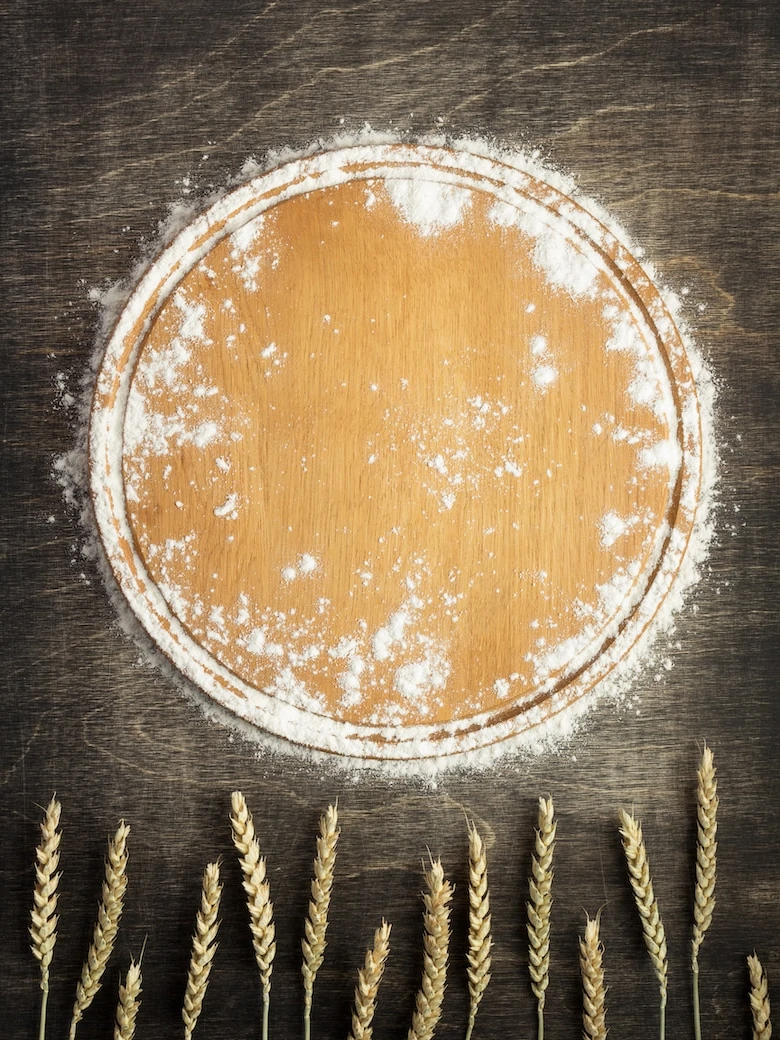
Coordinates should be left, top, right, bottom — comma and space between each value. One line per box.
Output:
58, 131, 718, 774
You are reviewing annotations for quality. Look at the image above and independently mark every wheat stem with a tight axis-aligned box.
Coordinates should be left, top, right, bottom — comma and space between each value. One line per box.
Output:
348, 920, 392, 1040
230, 791, 276, 1040
748, 953, 772, 1040
579, 915, 607, 1040
70, 820, 130, 1039
619, 809, 668, 1040
407, 857, 453, 1040
692, 744, 718, 1040
182, 861, 222, 1040
113, 959, 142, 1040
693, 967, 702, 1040
30, 796, 62, 1040
528, 796, 556, 1040
302, 804, 340, 1040
465, 822, 492, 1040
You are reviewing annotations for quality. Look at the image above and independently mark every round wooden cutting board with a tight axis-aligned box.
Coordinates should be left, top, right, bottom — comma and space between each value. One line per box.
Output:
90, 143, 705, 761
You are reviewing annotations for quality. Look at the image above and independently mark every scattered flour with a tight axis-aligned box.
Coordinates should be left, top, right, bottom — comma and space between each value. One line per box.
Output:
62, 130, 718, 774
384, 177, 472, 236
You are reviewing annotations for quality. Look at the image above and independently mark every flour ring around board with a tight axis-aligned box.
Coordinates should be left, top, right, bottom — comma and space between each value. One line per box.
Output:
89, 142, 706, 762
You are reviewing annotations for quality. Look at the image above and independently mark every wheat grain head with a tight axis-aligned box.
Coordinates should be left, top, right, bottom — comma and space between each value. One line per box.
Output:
528, 796, 557, 1009
70, 820, 130, 1038
348, 919, 392, 1040
302, 803, 340, 1013
30, 796, 62, 995
230, 791, 276, 996
466, 821, 492, 1035
619, 809, 668, 1002
748, 953, 772, 1040
407, 857, 453, 1040
692, 745, 718, 967
182, 860, 223, 1040
113, 959, 142, 1040
579, 914, 608, 1040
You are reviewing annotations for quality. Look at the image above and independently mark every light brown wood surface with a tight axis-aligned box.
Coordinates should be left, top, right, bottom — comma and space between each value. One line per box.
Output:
93, 150, 700, 749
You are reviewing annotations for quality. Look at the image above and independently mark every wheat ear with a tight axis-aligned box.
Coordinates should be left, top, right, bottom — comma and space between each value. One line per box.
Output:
69, 820, 130, 1039
749, 954, 772, 1040
230, 791, 276, 1040
528, 795, 556, 1040
348, 920, 392, 1040
113, 959, 142, 1040
302, 803, 340, 1040
408, 857, 453, 1040
692, 744, 718, 1040
30, 796, 62, 1040
619, 809, 668, 1040
579, 915, 607, 1040
465, 822, 492, 1040
183, 861, 223, 1040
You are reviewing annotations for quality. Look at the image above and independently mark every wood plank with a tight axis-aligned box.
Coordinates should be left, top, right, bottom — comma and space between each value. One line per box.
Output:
1, 2, 778, 1037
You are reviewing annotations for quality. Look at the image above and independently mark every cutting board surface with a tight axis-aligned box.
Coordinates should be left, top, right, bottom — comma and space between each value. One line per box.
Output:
91, 146, 702, 756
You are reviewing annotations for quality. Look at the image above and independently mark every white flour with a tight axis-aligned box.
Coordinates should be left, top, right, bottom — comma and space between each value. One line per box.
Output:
57, 129, 719, 776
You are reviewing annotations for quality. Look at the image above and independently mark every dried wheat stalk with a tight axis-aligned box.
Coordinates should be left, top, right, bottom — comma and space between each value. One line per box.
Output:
465, 822, 492, 1040
692, 745, 718, 959
619, 809, 668, 1040
408, 857, 453, 1040
69, 821, 130, 1039
182, 860, 223, 1040
692, 744, 718, 1040
748, 954, 772, 1040
528, 796, 556, 1040
230, 790, 276, 1040
113, 959, 142, 1040
302, 803, 340, 1040
30, 796, 62, 1040
348, 920, 392, 1040
579, 915, 607, 1040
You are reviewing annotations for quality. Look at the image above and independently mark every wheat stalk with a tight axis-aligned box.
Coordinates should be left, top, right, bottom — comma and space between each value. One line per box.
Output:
230, 791, 276, 1040
407, 857, 453, 1040
113, 959, 142, 1040
749, 954, 772, 1040
692, 744, 718, 1040
528, 795, 556, 1040
348, 920, 392, 1040
619, 809, 668, 1040
30, 796, 62, 1040
69, 820, 130, 1039
579, 914, 608, 1040
302, 803, 340, 1040
183, 860, 223, 1040
465, 822, 492, 1040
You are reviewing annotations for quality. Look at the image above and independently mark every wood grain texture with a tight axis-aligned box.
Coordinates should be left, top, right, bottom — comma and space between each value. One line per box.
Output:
1, 1, 778, 1038
96, 157, 692, 744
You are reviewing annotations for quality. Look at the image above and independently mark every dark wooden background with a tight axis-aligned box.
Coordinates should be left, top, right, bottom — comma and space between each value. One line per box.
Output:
2, 2, 778, 1037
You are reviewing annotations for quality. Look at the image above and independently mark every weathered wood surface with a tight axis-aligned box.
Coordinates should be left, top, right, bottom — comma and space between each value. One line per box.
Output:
1, 2, 778, 1038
